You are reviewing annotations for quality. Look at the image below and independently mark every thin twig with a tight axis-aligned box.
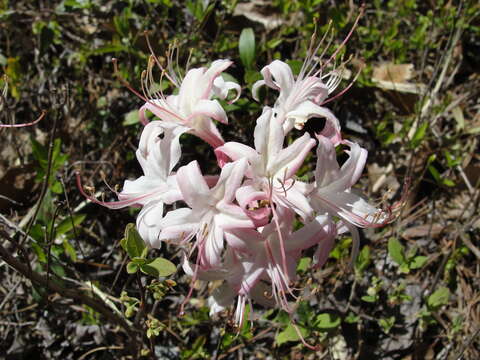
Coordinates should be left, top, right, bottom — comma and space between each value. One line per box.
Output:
0, 235, 139, 354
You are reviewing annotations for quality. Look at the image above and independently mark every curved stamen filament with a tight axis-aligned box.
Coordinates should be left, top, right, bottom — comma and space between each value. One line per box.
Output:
322, 4, 364, 71
0, 110, 46, 128
144, 31, 178, 86
321, 63, 364, 106
112, 58, 184, 124
76, 171, 164, 209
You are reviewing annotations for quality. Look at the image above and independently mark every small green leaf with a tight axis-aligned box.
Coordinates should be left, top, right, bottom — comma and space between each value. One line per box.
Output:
121, 223, 146, 259
296, 257, 311, 273
123, 110, 140, 126
466, 126, 480, 135
126, 261, 138, 274
410, 255, 428, 269
63, 239, 77, 262
344, 312, 360, 324
266, 38, 282, 49
399, 262, 411, 274
31, 242, 47, 263
428, 165, 441, 183
239, 28, 255, 69
427, 287, 450, 309
140, 257, 177, 277
355, 245, 371, 274
361, 295, 377, 303
56, 214, 86, 237
131, 257, 147, 266
388, 237, 406, 265
286, 60, 303, 75
244, 69, 262, 85
442, 178, 455, 187
51, 263, 66, 277
275, 323, 308, 345
410, 121, 429, 148
379, 316, 395, 334
314, 313, 341, 330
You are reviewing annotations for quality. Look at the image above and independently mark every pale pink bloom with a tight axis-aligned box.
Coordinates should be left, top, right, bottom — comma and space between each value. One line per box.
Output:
77, 121, 187, 248
183, 248, 274, 324
310, 135, 392, 259
252, 60, 342, 144
215, 107, 316, 223
157, 158, 254, 267
216, 107, 315, 221
138, 59, 240, 148
222, 207, 335, 315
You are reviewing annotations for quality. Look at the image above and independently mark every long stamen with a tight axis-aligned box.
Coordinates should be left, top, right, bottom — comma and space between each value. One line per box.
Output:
0, 110, 46, 128
268, 195, 289, 278
322, 3, 365, 70
112, 58, 184, 123
300, 20, 334, 80
179, 235, 207, 316
144, 31, 178, 86
321, 63, 364, 105
292, 321, 318, 351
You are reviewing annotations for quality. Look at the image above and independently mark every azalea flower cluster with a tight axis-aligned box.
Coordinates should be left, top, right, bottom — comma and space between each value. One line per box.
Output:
80, 48, 394, 325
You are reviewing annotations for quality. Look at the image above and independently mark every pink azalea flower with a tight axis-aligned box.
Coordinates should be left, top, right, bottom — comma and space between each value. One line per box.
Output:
310, 135, 393, 259
77, 121, 187, 248
156, 158, 254, 267
252, 60, 342, 144
182, 207, 334, 325
138, 58, 240, 148
215, 107, 316, 223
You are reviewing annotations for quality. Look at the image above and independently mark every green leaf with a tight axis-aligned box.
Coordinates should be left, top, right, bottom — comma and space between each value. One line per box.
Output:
361, 295, 377, 303
466, 126, 480, 135
121, 223, 146, 259
239, 28, 255, 69
442, 178, 455, 187
344, 312, 360, 324
123, 110, 140, 126
355, 245, 371, 274
131, 257, 147, 266
31, 242, 47, 263
266, 38, 282, 49
50, 180, 63, 194
220, 332, 236, 349
275, 323, 308, 345
286, 60, 303, 75
388, 237, 406, 265
90, 44, 129, 56
427, 287, 450, 309
379, 316, 395, 334
31, 137, 48, 169
126, 261, 139, 274
56, 214, 86, 237
410, 121, 429, 148
314, 313, 341, 330
297, 301, 313, 325
140, 257, 177, 277
51, 263, 65, 277
399, 262, 411, 274
296, 257, 311, 273
410, 255, 428, 269
428, 165, 441, 183
244, 69, 262, 85
63, 239, 77, 262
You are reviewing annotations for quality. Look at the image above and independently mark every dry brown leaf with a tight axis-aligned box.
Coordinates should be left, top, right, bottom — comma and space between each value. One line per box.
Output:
402, 223, 444, 239
372, 62, 426, 94
233, 1, 303, 31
